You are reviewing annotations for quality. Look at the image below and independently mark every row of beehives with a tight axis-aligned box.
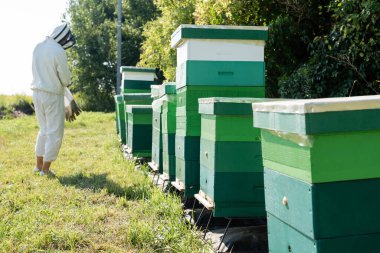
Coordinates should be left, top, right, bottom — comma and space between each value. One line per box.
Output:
114, 24, 380, 253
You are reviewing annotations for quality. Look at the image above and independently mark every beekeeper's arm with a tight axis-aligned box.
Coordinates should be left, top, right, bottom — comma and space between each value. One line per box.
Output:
56, 49, 71, 87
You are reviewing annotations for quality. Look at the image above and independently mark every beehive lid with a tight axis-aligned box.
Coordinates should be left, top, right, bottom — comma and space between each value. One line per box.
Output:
199, 97, 270, 115
123, 93, 152, 102
159, 83, 177, 97
151, 85, 161, 99
171, 24, 268, 48
126, 105, 152, 114
120, 66, 156, 73
253, 95, 380, 134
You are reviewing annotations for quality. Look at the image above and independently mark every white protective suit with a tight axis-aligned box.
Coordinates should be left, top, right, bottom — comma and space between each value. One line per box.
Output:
31, 24, 73, 162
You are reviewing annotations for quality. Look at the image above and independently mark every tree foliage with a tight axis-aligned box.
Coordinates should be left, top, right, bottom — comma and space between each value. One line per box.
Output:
138, 0, 196, 81
140, 0, 379, 98
67, 0, 158, 111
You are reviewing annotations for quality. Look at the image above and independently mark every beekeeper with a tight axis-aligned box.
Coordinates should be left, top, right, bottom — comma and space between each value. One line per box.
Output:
31, 23, 76, 176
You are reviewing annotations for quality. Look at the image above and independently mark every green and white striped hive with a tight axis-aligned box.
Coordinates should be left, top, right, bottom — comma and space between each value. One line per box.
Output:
171, 25, 268, 89
150, 96, 164, 173
126, 105, 153, 158
120, 66, 156, 94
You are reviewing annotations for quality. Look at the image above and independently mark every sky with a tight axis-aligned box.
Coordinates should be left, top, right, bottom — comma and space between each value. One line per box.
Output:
0, 0, 68, 95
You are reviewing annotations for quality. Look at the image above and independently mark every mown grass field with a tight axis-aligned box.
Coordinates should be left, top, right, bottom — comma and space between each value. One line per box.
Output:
0, 112, 208, 252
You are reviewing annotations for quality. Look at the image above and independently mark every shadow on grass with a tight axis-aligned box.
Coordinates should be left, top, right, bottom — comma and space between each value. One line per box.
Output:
58, 172, 152, 200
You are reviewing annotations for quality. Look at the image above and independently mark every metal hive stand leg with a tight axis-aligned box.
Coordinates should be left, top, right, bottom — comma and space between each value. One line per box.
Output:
203, 211, 213, 239
195, 207, 206, 227
218, 218, 232, 251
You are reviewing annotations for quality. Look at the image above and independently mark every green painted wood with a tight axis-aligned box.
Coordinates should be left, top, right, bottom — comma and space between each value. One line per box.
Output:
115, 104, 119, 135
201, 115, 261, 142
122, 80, 154, 90
176, 111, 201, 136
267, 214, 380, 253
254, 109, 380, 135
176, 86, 265, 111
265, 168, 380, 239
177, 61, 265, 88
163, 152, 176, 181
120, 66, 156, 73
200, 165, 265, 217
175, 135, 200, 160
123, 88, 151, 94
159, 83, 176, 97
126, 105, 152, 157
199, 97, 268, 115
114, 94, 124, 102
261, 129, 380, 183
123, 93, 152, 104
175, 157, 200, 198
162, 112, 176, 134
200, 139, 262, 173
127, 123, 152, 157
162, 133, 175, 155
116, 102, 126, 144
171, 25, 268, 48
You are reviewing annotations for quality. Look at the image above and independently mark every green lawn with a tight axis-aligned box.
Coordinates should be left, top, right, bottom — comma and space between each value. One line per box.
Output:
0, 112, 208, 252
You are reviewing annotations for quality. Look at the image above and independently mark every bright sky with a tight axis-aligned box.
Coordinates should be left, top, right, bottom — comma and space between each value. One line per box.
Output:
0, 0, 68, 95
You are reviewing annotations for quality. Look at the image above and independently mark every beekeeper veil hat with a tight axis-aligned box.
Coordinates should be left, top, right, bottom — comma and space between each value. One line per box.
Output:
49, 23, 76, 50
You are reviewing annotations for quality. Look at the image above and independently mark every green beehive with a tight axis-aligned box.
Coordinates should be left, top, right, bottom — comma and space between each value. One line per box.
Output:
120, 66, 156, 94
171, 25, 268, 197
171, 25, 268, 89
149, 97, 164, 173
267, 213, 380, 253
114, 94, 126, 144
126, 105, 153, 158
172, 157, 200, 197
196, 97, 270, 217
160, 83, 177, 181
122, 93, 153, 147
253, 95, 380, 253
252, 95, 380, 183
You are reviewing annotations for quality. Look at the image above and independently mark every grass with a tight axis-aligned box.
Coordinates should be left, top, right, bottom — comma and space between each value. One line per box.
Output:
0, 112, 209, 252
0, 94, 33, 119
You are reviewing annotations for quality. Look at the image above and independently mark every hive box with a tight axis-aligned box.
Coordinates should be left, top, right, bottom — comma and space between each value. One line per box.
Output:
171, 25, 268, 89
120, 66, 156, 93
252, 95, 380, 183
160, 83, 177, 181
150, 96, 165, 173
267, 213, 380, 253
126, 105, 152, 158
265, 168, 380, 239
123, 93, 152, 147
196, 97, 268, 217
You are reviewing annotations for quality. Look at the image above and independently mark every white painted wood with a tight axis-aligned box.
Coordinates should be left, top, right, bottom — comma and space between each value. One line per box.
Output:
122, 71, 156, 81
177, 39, 265, 66
252, 95, 380, 114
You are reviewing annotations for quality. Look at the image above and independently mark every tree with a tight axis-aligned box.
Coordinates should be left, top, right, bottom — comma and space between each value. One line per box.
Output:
138, 0, 196, 81
66, 0, 158, 111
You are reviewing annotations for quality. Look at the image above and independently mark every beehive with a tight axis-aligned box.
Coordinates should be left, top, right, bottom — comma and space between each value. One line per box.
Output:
120, 66, 156, 93
253, 95, 380, 252
196, 97, 269, 217
122, 93, 152, 147
160, 83, 177, 181
150, 96, 164, 173
126, 105, 153, 158
170, 25, 268, 197
114, 94, 126, 144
